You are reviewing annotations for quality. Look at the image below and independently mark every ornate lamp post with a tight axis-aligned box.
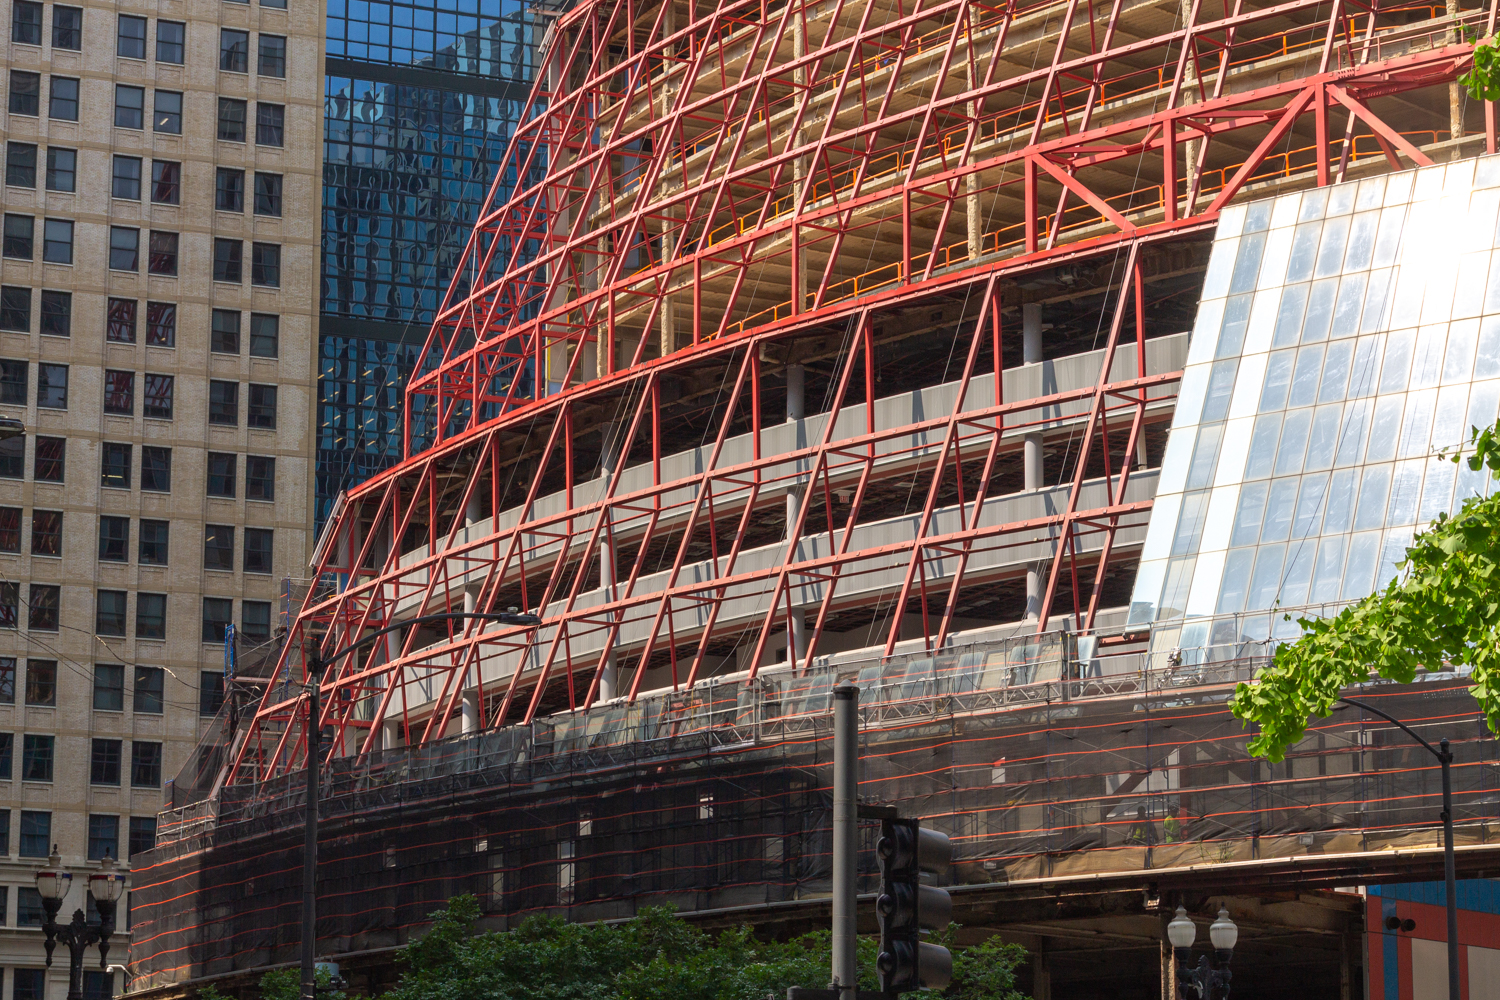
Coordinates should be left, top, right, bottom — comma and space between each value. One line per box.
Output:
1167, 905, 1237, 1000
33, 849, 127, 1000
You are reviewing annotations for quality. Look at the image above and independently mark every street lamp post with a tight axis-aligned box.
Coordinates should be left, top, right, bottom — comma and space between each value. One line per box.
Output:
298, 608, 543, 1000
1166, 905, 1237, 1000
33, 850, 127, 1000
1338, 696, 1459, 1000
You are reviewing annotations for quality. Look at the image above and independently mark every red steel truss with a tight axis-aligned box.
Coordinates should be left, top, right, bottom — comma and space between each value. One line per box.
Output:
232, 0, 1484, 783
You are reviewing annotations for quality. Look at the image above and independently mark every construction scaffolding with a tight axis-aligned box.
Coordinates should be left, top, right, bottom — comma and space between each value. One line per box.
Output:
132, 635, 1499, 989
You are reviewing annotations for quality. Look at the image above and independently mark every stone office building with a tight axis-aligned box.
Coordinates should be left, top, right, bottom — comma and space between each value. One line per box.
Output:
0, 0, 320, 992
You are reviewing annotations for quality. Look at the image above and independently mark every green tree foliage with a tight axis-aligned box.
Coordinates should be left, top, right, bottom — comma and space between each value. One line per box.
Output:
1229, 421, 1500, 761
197, 967, 344, 1000
376, 895, 1029, 1000
1462, 35, 1500, 101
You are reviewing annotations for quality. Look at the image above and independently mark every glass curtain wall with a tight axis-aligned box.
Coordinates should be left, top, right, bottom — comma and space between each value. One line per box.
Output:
318, 0, 533, 528
1130, 155, 1500, 648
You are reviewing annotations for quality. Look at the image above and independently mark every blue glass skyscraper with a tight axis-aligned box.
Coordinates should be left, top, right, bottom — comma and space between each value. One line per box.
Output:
318, 0, 533, 527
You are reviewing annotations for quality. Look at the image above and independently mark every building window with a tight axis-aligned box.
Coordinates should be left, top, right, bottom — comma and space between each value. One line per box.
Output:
143, 373, 173, 419
246, 455, 275, 501
156, 20, 184, 62
112, 156, 141, 199
88, 815, 119, 861
101, 442, 131, 488
208, 381, 238, 425
12, 1, 42, 43
115, 84, 144, 128
0, 733, 8, 780
248, 383, 277, 427
133, 668, 163, 714
244, 528, 272, 574
42, 219, 71, 264
214, 239, 242, 282
249, 313, 279, 357
96, 591, 126, 636
19, 811, 50, 856
39, 290, 69, 335
0, 438, 20, 478
251, 242, 281, 286
3, 214, 33, 258
154, 90, 182, 133
136, 593, 165, 639
255, 102, 284, 146
242, 599, 271, 642
131, 742, 162, 787
33, 436, 62, 482
27, 584, 58, 630
215, 168, 244, 211
141, 447, 170, 491
258, 34, 286, 76
0, 290, 28, 333
128, 816, 156, 857
200, 672, 225, 715
85, 971, 114, 1000
148, 231, 178, 276
203, 524, 234, 568
16, 898, 46, 933
94, 665, 124, 711
202, 597, 233, 642
254, 172, 282, 216
107, 298, 137, 342
48, 75, 77, 119
139, 520, 168, 564
9, 70, 39, 115
22, 734, 52, 781
0, 508, 20, 551
218, 97, 247, 141
151, 161, 181, 204
0, 581, 16, 627
90, 739, 121, 783
52, 5, 80, 48
117, 14, 146, 58
45, 148, 75, 192
6, 141, 36, 187
30, 511, 60, 556
98, 517, 128, 561
37, 363, 66, 408
104, 370, 134, 415
211, 309, 240, 352
220, 28, 248, 71
206, 452, 235, 496
0, 658, 14, 701
147, 302, 175, 346
109, 227, 139, 271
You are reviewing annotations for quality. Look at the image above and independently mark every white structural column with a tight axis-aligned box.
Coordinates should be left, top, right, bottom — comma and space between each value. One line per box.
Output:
1023, 303, 1044, 620
463, 492, 484, 733
785, 365, 807, 666
598, 423, 621, 699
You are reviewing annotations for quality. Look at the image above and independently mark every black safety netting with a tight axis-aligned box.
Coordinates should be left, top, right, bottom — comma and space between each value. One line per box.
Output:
130, 634, 1499, 990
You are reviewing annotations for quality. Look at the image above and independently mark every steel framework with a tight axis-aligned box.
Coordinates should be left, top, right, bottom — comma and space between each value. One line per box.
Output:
233, 0, 1484, 784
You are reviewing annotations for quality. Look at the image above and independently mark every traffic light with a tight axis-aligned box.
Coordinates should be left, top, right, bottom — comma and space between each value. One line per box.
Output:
875, 818, 953, 993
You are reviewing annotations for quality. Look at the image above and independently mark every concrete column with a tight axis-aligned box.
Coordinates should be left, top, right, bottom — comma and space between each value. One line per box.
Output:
785, 365, 806, 667
461, 690, 480, 735
598, 424, 620, 700
966, 59, 982, 263
1032, 940, 1052, 1000
1023, 303, 1044, 621
382, 719, 402, 751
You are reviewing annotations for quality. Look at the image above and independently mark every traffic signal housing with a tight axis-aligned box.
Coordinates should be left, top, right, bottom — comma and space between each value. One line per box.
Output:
875, 818, 952, 993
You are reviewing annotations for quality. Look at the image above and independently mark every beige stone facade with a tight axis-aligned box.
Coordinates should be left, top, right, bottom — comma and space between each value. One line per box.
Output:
0, 0, 320, 990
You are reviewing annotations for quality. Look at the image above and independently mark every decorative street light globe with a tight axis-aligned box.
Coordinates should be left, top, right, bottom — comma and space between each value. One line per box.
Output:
1166, 905, 1196, 949
1209, 908, 1238, 955
34, 847, 71, 902
89, 856, 127, 906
